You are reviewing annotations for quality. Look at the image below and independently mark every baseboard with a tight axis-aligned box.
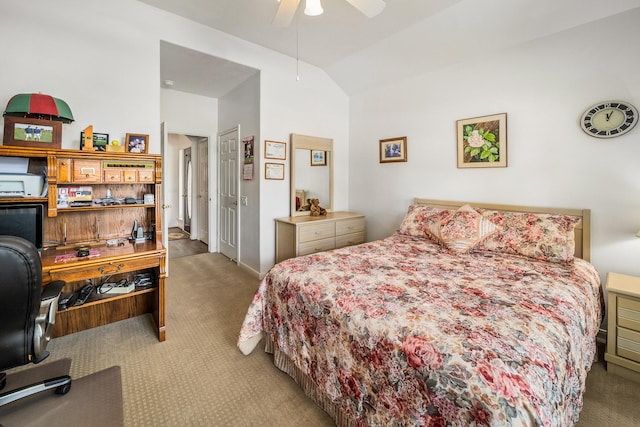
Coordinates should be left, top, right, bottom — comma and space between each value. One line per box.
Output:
238, 261, 262, 279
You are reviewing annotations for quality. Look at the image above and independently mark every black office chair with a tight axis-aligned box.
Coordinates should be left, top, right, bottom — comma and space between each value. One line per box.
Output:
0, 236, 71, 407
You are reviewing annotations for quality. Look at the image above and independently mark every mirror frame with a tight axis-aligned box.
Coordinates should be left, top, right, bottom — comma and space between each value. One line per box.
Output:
290, 133, 334, 217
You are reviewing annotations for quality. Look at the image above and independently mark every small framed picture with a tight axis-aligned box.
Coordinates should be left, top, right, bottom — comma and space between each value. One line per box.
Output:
457, 113, 507, 168
265, 162, 285, 180
2, 116, 62, 148
380, 136, 407, 163
125, 133, 149, 153
80, 131, 109, 151
264, 140, 286, 160
310, 150, 326, 166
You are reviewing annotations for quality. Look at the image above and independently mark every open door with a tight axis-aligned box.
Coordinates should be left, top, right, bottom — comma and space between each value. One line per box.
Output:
161, 122, 170, 277
183, 147, 192, 234
197, 138, 209, 245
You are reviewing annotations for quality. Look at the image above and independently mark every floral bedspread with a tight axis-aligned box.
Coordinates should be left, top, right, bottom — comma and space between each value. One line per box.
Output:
238, 233, 602, 426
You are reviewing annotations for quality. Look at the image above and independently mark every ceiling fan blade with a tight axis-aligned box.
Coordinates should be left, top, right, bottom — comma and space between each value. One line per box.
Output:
272, 0, 300, 27
345, 0, 386, 18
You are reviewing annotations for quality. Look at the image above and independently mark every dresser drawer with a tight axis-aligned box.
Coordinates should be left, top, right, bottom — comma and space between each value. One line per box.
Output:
336, 218, 365, 236
299, 223, 335, 243
336, 232, 365, 249
619, 297, 640, 332
298, 237, 335, 256
618, 327, 640, 363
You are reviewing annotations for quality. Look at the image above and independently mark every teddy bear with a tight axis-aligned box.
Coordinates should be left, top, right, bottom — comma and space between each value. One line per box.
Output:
308, 198, 327, 216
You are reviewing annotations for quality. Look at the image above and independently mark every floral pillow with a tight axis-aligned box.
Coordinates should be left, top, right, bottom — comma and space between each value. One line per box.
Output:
476, 210, 580, 263
398, 204, 452, 237
425, 205, 500, 253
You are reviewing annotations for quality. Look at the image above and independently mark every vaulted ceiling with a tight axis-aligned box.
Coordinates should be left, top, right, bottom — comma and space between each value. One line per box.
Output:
142, 0, 640, 97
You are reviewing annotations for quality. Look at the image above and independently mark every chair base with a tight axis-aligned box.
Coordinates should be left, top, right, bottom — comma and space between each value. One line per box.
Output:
0, 373, 71, 406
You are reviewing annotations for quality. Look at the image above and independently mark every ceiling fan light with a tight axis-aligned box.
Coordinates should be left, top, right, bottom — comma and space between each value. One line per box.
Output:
304, 0, 323, 16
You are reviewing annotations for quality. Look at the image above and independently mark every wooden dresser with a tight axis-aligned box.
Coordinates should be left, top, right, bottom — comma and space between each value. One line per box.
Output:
275, 212, 365, 263
605, 272, 640, 382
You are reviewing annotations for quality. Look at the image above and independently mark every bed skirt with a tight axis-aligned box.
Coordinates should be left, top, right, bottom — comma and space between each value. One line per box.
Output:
265, 335, 357, 427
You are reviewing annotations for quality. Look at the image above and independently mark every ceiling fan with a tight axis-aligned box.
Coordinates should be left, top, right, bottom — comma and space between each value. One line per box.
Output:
273, 0, 386, 27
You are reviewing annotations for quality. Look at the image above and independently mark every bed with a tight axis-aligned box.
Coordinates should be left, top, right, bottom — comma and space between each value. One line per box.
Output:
238, 199, 603, 426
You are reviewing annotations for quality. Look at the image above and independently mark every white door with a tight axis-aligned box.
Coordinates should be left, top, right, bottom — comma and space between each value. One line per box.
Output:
197, 137, 209, 245
161, 122, 170, 277
218, 127, 239, 262
183, 147, 192, 233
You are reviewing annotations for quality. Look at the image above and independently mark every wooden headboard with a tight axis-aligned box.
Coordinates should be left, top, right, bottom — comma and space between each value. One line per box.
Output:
414, 198, 591, 262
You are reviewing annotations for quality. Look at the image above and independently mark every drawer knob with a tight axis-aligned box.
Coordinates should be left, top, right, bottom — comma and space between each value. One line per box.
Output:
98, 263, 124, 275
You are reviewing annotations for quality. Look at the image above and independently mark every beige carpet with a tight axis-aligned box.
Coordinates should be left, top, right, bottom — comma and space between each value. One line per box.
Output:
4, 252, 637, 426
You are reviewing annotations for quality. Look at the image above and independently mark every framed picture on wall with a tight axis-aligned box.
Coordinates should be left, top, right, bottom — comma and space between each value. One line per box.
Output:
456, 113, 507, 168
265, 162, 285, 180
264, 140, 286, 160
379, 136, 407, 163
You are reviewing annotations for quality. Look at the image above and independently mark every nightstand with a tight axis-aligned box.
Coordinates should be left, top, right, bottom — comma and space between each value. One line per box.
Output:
604, 272, 640, 382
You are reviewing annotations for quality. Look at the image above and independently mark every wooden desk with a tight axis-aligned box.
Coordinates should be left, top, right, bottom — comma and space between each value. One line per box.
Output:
41, 240, 166, 341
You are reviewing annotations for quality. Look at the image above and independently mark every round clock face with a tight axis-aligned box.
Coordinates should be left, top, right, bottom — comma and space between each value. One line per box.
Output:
581, 101, 638, 138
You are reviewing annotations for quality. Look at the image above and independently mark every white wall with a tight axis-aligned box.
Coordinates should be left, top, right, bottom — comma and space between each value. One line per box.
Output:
219, 74, 261, 272
348, 8, 640, 282
0, 0, 349, 275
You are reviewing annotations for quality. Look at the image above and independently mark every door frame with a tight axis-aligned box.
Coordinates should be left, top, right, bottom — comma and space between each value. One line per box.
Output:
217, 125, 241, 265
161, 124, 215, 255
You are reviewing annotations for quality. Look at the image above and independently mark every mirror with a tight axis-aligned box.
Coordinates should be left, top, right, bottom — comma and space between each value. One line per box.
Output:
290, 134, 333, 217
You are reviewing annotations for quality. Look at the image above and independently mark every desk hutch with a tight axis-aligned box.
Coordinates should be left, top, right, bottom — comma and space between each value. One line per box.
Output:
0, 145, 166, 341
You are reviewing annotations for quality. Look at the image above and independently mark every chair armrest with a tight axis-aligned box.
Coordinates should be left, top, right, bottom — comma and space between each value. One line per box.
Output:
41, 280, 65, 302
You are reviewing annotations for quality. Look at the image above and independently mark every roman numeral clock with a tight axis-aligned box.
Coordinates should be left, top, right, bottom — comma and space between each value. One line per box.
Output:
580, 101, 638, 138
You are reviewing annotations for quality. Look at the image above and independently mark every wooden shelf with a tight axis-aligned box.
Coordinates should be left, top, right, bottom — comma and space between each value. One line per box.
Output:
57, 203, 155, 212
0, 145, 166, 341
0, 197, 48, 203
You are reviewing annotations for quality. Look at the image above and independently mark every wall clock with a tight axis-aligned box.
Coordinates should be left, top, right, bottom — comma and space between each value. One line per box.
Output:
580, 101, 638, 138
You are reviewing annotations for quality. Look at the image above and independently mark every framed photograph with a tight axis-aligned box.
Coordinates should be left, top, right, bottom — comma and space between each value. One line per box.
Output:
264, 140, 286, 160
310, 150, 326, 166
379, 136, 407, 163
457, 113, 507, 168
265, 162, 285, 180
243, 136, 255, 164
80, 131, 109, 151
125, 133, 149, 153
2, 116, 62, 148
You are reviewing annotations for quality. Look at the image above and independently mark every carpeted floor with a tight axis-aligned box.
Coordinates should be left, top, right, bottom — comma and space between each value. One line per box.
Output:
4, 252, 639, 426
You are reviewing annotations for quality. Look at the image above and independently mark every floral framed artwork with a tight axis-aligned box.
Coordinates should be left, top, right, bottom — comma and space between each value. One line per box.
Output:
379, 136, 407, 163
125, 133, 149, 153
2, 116, 62, 148
310, 150, 326, 166
264, 140, 286, 160
457, 113, 507, 168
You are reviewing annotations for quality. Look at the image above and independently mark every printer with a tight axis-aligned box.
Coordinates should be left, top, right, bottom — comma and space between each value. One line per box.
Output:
0, 173, 45, 197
